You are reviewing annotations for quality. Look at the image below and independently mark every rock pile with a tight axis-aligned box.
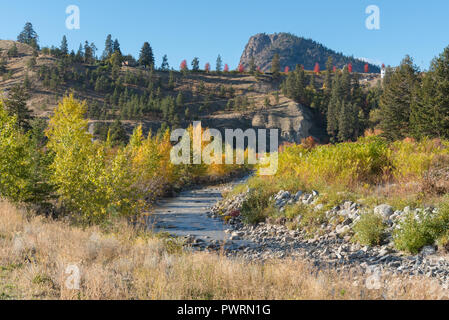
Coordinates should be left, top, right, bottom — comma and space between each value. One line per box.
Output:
197, 188, 449, 287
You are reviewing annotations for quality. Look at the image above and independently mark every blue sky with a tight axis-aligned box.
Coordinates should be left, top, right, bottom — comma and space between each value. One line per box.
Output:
1, 0, 448, 70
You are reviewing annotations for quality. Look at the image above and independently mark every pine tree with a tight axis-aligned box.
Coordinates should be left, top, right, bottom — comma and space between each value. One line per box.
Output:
168, 70, 175, 89
411, 47, 449, 139
249, 57, 256, 74
138, 42, 154, 68
176, 92, 183, 107
337, 101, 352, 141
7, 43, 19, 58
108, 119, 128, 146
324, 57, 333, 95
102, 34, 114, 59
272, 53, 280, 79
191, 57, 200, 71
60, 35, 68, 56
3, 84, 34, 131
84, 41, 93, 63
17, 22, 39, 49
113, 39, 121, 55
216, 54, 223, 72
160, 54, 169, 71
379, 55, 418, 140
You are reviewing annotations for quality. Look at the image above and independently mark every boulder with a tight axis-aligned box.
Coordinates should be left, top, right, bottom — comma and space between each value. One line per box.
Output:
374, 204, 394, 219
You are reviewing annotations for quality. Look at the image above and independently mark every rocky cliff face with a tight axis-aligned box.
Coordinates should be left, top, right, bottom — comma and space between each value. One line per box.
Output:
240, 33, 380, 73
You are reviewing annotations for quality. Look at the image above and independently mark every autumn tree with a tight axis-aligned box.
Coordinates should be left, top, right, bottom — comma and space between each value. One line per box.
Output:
180, 60, 188, 72
314, 63, 320, 74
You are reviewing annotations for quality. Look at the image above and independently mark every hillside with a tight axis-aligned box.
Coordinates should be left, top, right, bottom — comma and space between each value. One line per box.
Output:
0, 40, 383, 143
0, 40, 332, 143
240, 32, 381, 73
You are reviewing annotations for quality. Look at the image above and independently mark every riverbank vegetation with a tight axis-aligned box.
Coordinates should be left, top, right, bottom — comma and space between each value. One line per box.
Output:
0, 95, 248, 225
0, 201, 445, 300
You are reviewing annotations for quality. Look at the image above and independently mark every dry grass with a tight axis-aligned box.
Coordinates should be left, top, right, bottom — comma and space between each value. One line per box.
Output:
0, 201, 446, 300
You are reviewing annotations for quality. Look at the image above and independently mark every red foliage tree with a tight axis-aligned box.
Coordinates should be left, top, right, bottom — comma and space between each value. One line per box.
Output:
205, 63, 210, 72
364, 63, 369, 73
238, 64, 244, 73
284, 66, 290, 74
348, 63, 353, 73
224, 64, 229, 72
257, 66, 262, 73
180, 60, 187, 71
333, 66, 337, 73
314, 63, 320, 74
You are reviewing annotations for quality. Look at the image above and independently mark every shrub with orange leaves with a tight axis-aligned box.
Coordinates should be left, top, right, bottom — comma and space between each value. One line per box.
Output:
301, 136, 318, 149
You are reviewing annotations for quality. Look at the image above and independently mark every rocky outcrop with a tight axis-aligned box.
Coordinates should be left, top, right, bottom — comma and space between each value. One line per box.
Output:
252, 101, 324, 143
240, 32, 381, 73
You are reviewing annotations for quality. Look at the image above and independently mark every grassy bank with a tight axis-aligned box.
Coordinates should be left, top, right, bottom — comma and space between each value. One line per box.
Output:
234, 136, 449, 253
0, 201, 446, 300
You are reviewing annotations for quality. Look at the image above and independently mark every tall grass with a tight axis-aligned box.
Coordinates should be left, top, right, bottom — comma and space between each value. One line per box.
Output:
240, 136, 449, 231
0, 201, 446, 300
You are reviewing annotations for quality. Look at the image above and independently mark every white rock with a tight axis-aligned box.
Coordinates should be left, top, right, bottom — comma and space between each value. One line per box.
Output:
374, 204, 394, 219
421, 245, 436, 256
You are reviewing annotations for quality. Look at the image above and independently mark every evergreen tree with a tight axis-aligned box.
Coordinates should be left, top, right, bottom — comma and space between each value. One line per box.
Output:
17, 22, 39, 49
102, 34, 114, 59
138, 42, 154, 68
113, 39, 122, 55
272, 53, 280, 79
75, 43, 84, 62
411, 46, 449, 139
326, 77, 340, 139
84, 41, 93, 63
60, 35, 68, 56
324, 57, 333, 95
108, 119, 128, 146
337, 101, 352, 141
160, 54, 170, 71
379, 55, 419, 140
168, 70, 175, 89
249, 57, 256, 74
7, 43, 19, 58
3, 84, 34, 131
191, 57, 200, 71
176, 92, 183, 107
216, 54, 223, 72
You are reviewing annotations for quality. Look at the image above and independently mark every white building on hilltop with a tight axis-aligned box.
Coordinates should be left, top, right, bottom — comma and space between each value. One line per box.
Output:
381, 64, 386, 79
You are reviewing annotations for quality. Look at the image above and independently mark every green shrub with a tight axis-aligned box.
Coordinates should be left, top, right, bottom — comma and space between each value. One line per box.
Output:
353, 213, 387, 246
394, 204, 449, 254
240, 188, 273, 225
